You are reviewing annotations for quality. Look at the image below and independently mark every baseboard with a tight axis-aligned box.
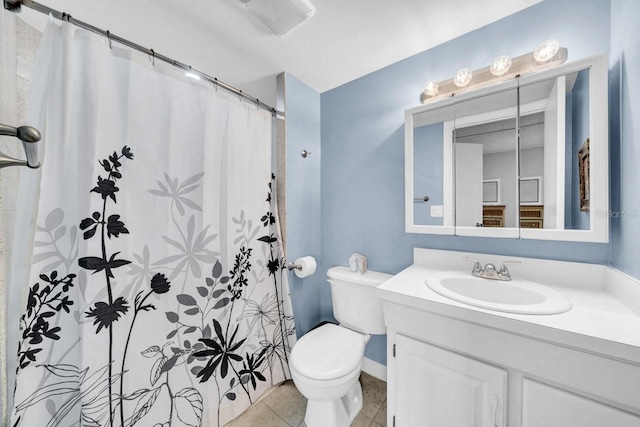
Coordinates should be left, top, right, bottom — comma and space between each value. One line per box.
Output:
362, 357, 387, 382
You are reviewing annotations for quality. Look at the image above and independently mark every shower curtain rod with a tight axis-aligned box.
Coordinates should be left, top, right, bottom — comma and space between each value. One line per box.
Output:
4, 0, 283, 118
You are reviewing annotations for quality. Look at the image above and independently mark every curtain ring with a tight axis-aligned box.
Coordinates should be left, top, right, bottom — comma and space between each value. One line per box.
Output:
106, 30, 112, 49
213, 77, 218, 91
238, 90, 243, 102
67, 13, 72, 22
255, 99, 259, 111
149, 49, 155, 65
61, 12, 66, 21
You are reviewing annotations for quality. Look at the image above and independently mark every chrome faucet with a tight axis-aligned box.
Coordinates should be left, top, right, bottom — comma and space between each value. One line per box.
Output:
464, 257, 521, 281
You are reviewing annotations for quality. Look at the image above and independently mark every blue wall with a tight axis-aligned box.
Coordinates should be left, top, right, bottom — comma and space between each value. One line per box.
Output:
284, 73, 323, 337
320, 0, 612, 365
413, 123, 444, 225
610, 0, 640, 279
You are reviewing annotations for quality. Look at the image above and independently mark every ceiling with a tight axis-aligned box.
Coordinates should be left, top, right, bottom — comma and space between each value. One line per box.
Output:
18, 0, 542, 106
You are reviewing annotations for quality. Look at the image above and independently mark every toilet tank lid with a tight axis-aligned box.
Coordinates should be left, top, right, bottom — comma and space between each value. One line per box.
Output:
327, 266, 392, 286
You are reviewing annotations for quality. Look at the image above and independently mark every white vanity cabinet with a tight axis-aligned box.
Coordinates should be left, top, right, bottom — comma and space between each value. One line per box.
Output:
384, 303, 640, 427
394, 334, 506, 426
378, 250, 640, 427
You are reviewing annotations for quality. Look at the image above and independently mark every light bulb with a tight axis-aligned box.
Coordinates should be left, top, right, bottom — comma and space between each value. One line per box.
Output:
454, 68, 473, 87
490, 55, 512, 76
423, 80, 439, 97
533, 39, 560, 62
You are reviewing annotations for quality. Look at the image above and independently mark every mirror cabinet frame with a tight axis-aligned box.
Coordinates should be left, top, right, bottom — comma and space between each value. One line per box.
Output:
405, 54, 609, 242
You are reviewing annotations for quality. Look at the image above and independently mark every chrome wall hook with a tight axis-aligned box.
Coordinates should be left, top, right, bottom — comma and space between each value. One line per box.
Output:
301, 149, 311, 158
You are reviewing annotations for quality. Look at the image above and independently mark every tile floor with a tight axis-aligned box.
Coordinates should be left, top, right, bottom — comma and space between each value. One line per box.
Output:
227, 372, 387, 427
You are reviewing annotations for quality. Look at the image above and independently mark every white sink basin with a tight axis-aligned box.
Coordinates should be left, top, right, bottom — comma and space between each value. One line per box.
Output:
425, 271, 572, 315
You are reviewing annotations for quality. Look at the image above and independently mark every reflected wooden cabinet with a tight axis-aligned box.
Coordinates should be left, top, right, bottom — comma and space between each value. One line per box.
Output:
482, 205, 544, 228
520, 205, 544, 228
483, 205, 505, 227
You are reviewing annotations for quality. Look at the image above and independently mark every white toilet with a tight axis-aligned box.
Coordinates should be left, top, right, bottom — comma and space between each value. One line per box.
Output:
290, 266, 391, 427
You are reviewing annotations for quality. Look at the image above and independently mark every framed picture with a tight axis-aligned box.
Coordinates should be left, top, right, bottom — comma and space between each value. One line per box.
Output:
578, 138, 590, 212
482, 179, 501, 204
520, 176, 543, 205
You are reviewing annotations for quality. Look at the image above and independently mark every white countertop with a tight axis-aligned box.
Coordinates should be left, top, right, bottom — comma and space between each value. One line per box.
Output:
376, 249, 640, 365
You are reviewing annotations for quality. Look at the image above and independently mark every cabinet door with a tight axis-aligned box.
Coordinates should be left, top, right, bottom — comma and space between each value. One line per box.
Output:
523, 379, 640, 427
395, 334, 507, 426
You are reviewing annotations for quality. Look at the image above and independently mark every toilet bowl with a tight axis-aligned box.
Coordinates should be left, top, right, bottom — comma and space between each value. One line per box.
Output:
290, 323, 369, 427
290, 267, 391, 427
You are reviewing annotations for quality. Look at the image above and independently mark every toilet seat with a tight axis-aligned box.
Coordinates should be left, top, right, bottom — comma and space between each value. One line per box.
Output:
290, 324, 367, 380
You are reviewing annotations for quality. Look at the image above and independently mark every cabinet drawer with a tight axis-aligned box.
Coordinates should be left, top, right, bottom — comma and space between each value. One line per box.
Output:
523, 379, 640, 427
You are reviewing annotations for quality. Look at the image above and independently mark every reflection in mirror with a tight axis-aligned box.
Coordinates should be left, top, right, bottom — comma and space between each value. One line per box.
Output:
412, 105, 455, 226
518, 69, 590, 230
453, 88, 518, 233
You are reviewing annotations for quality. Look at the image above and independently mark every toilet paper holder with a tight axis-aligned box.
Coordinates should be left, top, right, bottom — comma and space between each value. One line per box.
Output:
287, 262, 302, 271
287, 256, 317, 278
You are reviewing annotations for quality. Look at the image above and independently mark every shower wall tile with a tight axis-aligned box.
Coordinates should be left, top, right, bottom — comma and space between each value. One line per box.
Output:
16, 17, 41, 71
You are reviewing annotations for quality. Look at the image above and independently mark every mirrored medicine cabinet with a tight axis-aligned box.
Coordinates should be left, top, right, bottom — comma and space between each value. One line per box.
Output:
405, 54, 608, 242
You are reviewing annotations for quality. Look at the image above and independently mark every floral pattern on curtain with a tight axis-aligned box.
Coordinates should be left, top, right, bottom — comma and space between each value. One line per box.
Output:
10, 19, 295, 427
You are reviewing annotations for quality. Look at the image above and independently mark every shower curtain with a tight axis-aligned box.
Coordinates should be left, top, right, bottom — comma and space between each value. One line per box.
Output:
8, 19, 295, 427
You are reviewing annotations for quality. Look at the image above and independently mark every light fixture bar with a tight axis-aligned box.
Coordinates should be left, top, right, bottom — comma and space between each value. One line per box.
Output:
420, 46, 567, 104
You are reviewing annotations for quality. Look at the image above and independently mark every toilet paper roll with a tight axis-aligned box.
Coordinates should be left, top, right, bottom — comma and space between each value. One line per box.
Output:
294, 256, 317, 278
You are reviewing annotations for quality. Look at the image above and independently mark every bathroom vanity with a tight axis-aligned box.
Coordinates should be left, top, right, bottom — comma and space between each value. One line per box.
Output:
377, 248, 640, 427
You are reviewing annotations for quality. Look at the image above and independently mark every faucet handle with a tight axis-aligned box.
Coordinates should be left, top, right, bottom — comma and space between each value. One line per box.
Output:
464, 256, 483, 276
498, 260, 521, 279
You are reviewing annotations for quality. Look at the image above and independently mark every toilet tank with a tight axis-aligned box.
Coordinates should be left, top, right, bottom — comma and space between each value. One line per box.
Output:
327, 266, 392, 335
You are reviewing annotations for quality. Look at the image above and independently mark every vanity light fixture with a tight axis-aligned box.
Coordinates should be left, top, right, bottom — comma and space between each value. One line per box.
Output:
423, 80, 439, 97
490, 55, 512, 76
420, 40, 567, 104
533, 39, 560, 63
454, 68, 473, 87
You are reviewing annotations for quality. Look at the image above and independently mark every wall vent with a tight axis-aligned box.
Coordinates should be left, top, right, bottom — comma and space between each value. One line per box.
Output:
234, 0, 316, 37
